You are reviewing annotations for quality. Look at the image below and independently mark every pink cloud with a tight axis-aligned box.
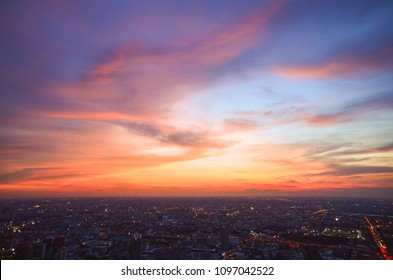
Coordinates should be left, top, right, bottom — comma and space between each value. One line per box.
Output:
297, 113, 353, 126
275, 47, 393, 79
30, 0, 287, 163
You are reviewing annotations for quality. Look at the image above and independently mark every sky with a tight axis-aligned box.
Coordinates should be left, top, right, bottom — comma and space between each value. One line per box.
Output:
1, 0, 393, 198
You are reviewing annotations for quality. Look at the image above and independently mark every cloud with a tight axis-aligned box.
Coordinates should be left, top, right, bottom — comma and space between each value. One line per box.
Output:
372, 143, 393, 152
334, 157, 370, 163
1, 0, 392, 198
303, 143, 354, 157
0, 168, 58, 184
316, 142, 393, 157
315, 164, 393, 176
274, 47, 393, 79
233, 90, 393, 129
223, 118, 260, 131
166, 132, 205, 146
298, 113, 353, 126
0, 0, 288, 124
298, 91, 393, 126
36, 0, 287, 127
302, 141, 393, 177
112, 120, 207, 147
345, 90, 393, 112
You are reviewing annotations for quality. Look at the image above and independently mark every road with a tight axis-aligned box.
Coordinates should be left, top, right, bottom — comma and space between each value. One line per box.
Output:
364, 216, 392, 260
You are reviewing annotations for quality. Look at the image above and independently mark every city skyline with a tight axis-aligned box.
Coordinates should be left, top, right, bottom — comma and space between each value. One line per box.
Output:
1, 197, 392, 260
1, 0, 393, 198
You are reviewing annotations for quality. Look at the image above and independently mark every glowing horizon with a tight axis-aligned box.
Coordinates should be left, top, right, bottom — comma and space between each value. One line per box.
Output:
1, 0, 393, 198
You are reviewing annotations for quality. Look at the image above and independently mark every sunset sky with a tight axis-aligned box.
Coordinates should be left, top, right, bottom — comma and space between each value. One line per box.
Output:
1, 0, 393, 198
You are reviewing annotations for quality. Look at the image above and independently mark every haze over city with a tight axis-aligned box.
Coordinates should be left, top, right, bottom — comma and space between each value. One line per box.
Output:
1, 0, 393, 198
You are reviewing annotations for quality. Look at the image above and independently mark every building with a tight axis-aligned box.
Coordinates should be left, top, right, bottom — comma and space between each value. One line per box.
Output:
220, 225, 230, 249
129, 235, 142, 260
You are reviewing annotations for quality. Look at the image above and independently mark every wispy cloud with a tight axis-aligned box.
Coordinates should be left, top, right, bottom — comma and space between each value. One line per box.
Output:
275, 47, 393, 79
223, 118, 260, 131
309, 142, 393, 157
112, 120, 208, 147
314, 164, 393, 177
239, 91, 393, 127
0, 168, 59, 184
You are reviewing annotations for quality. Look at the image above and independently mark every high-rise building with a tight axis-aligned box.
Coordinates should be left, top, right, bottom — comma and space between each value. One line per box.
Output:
14, 241, 29, 260
220, 225, 230, 249
41, 243, 47, 260
42, 238, 53, 259
52, 235, 65, 255
129, 235, 142, 260
58, 247, 68, 260
162, 215, 169, 225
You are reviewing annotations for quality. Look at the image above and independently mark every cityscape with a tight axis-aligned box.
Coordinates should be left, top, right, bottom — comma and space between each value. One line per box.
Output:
1, 197, 392, 260
1, 0, 393, 266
